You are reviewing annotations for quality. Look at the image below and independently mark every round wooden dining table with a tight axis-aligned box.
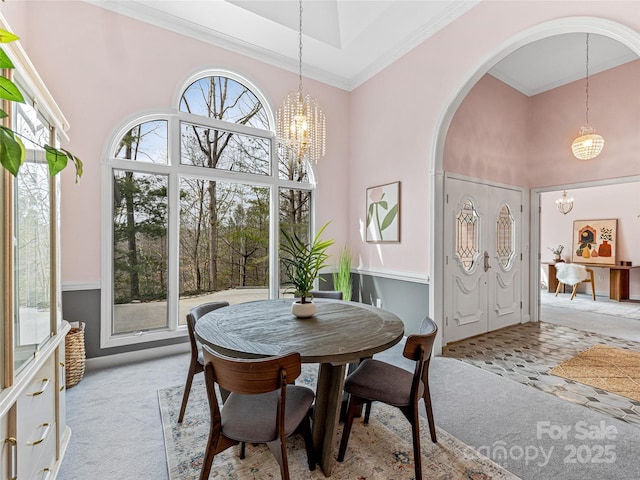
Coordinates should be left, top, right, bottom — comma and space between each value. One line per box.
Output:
194, 297, 405, 477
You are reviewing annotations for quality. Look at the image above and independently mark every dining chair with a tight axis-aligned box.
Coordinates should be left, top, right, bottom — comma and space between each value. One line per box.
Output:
199, 346, 316, 480
555, 263, 596, 301
309, 290, 343, 300
337, 316, 438, 480
177, 301, 230, 423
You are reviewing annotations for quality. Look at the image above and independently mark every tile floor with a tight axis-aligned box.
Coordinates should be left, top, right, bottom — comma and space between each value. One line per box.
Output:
442, 292, 640, 426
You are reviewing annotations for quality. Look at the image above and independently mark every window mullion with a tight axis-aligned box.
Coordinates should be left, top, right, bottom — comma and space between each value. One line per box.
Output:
269, 134, 279, 299
167, 115, 181, 329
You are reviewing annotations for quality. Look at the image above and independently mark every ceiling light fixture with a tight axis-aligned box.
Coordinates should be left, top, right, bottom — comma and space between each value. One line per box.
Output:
276, 0, 326, 165
556, 190, 574, 215
571, 33, 604, 160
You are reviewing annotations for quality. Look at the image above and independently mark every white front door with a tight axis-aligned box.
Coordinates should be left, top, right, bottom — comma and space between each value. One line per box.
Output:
444, 176, 522, 344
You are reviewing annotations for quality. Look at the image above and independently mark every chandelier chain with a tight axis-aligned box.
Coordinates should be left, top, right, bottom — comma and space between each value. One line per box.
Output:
298, 0, 303, 94
585, 33, 590, 125
275, 0, 326, 165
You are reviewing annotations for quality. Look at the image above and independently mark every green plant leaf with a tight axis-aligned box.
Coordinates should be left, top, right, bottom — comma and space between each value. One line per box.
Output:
380, 204, 398, 231
0, 108, 8, 119
0, 126, 25, 176
0, 76, 25, 103
61, 147, 84, 183
280, 221, 334, 300
45, 146, 68, 176
0, 29, 19, 44
0, 48, 14, 69
377, 200, 388, 210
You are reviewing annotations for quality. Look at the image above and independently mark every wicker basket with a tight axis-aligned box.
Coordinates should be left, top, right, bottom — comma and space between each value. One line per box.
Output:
65, 323, 86, 388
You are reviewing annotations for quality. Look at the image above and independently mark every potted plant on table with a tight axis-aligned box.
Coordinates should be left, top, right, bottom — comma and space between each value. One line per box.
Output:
281, 222, 334, 318
548, 245, 564, 262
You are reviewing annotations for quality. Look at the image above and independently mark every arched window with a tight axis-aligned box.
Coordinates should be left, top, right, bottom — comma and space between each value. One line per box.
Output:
102, 71, 314, 348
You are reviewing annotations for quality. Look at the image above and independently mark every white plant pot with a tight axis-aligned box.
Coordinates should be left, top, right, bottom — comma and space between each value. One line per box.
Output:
291, 300, 316, 318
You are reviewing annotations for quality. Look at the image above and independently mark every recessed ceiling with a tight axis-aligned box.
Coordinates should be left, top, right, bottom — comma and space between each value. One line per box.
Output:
88, 1, 638, 93
87, 0, 481, 91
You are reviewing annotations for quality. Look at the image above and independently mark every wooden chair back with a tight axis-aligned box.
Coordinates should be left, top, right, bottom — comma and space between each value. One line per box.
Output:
186, 302, 229, 359
203, 346, 302, 395
403, 317, 438, 399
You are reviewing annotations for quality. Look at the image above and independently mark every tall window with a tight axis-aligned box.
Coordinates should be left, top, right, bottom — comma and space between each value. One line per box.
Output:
102, 72, 314, 347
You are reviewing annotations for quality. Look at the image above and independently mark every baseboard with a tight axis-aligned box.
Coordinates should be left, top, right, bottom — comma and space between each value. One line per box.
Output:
86, 342, 190, 370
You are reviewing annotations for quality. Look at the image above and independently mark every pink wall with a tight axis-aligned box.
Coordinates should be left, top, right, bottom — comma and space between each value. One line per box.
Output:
444, 74, 530, 187
2, 1, 350, 284
530, 59, 640, 187
348, 1, 640, 274
540, 185, 640, 298
4, 1, 640, 284
445, 56, 640, 298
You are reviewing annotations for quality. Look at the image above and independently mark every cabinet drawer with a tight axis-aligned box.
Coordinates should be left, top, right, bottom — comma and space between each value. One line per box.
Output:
17, 356, 56, 443
23, 421, 56, 480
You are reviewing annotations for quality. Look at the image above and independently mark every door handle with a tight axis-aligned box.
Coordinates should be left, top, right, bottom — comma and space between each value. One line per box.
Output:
484, 251, 491, 272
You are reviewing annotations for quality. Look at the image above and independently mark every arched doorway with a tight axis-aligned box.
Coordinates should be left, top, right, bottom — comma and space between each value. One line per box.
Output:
430, 17, 640, 352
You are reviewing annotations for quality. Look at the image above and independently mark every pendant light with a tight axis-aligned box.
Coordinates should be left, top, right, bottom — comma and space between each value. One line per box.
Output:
276, 0, 326, 165
571, 33, 604, 160
556, 191, 574, 215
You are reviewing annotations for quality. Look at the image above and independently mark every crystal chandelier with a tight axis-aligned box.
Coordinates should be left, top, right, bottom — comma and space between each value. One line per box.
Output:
276, 0, 326, 164
556, 191, 574, 215
571, 33, 604, 160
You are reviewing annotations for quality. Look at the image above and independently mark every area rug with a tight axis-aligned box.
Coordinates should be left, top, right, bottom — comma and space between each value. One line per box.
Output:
158, 368, 519, 480
550, 344, 640, 402
542, 292, 640, 319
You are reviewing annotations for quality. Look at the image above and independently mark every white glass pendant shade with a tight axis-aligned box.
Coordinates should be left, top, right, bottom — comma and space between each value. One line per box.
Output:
571, 125, 604, 160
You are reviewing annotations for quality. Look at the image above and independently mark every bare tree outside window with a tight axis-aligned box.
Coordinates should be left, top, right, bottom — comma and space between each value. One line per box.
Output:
105, 72, 315, 344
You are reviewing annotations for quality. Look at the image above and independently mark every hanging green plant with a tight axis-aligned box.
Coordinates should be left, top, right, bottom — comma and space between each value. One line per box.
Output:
0, 28, 82, 180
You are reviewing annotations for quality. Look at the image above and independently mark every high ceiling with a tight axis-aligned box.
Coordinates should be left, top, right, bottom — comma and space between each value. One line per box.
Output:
89, 0, 637, 93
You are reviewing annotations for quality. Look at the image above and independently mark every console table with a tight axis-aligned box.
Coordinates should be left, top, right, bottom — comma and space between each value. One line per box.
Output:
544, 262, 639, 301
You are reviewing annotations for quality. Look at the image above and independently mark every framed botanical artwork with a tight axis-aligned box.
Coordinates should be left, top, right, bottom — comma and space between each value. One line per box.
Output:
366, 181, 400, 243
571, 219, 617, 265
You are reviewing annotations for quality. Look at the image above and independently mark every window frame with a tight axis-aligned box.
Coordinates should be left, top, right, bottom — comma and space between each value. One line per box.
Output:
101, 71, 316, 349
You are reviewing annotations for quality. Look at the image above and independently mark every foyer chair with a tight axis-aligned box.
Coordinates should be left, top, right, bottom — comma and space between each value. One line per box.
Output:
554, 263, 596, 301
199, 346, 316, 480
337, 317, 438, 480
177, 301, 229, 423
309, 290, 343, 300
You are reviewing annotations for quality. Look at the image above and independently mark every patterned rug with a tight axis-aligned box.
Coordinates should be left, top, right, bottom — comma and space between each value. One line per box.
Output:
550, 344, 640, 402
158, 366, 519, 480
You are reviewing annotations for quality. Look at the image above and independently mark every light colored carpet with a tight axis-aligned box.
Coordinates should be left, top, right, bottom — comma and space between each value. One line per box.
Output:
542, 293, 640, 319
159, 368, 519, 480
550, 344, 640, 401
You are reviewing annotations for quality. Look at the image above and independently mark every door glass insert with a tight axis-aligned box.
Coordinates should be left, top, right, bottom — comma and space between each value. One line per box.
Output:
496, 204, 514, 269
455, 199, 479, 271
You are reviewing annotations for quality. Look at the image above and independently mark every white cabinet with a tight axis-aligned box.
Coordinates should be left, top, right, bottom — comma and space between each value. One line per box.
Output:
0, 327, 70, 479
0, 14, 72, 478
